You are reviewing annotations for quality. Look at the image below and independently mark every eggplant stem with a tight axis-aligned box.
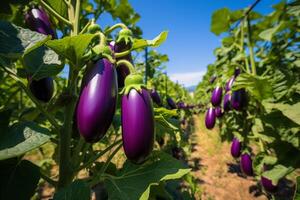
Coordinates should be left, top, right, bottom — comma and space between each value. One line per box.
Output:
104, 23, 128, 35
116, 59, 135, 74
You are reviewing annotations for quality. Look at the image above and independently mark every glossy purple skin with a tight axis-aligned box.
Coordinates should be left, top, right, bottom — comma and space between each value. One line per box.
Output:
223, 93, 231, 111
77, 59, 118, 142
29, 77, 54, 102
210, 76, 217, 84
225, 76, 235, 92
214, 107, 223, 118
25, 7, 56, 39
234, 68, 241, 77
150, 89, 162, 106
122, 88, 154, 164
211, 86, 223, 106
167, 97, 177, 109
240, 153, 253, 176
231, 138, 241, 158
231, 89, 247, 111
205, 107, 216, 129
177, 101, 186, 109
261, 176, 277, 193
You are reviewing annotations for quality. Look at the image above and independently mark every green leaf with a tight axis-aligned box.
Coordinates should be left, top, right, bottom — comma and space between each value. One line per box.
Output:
45, 0, 68, 18
263, 102, 300, 126
294, 176, 300, 200
211, 8, 231, 35
0, 122, 51, 160
45, 34, 97, 67
53, 180, 90, 200
262, 164, 294, 185
132, 31, 168, 50
259, 22, 284, 41
0, 159, 40, 200
232, 73, 273, 101
22, 45, 63, 80
0, 20, 49, 66
104, 152, 191, 200
155, 115, 178, 131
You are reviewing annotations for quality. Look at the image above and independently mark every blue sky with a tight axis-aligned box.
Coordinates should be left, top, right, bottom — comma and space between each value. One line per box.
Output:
97, 0, 280, 86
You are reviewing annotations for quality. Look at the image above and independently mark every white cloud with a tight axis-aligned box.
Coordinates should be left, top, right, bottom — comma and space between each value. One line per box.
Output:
169, 71, 205, 87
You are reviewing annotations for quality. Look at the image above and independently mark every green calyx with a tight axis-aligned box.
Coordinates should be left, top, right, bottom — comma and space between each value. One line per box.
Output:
116, 28, 134, 46
91, 45, 115, 64
87, 20, 102, 34
120, 73, 147, 95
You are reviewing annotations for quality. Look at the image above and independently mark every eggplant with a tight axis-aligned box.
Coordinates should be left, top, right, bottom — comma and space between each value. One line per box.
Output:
25, 6, 55, 102
225, 76, 235, 92
29, 77, 54, 102
231, 89, 247, 111
167, 97, 177, 109
234, 68, 241, 77
210, 76, 217, 84
230, 138, 241, 158
122, 88, 154, 164
177, 101, 185, 109
261, 176, 277, 193
223, 92, 231, 111
211, 86, 223, 106
113, 40, 132, 88
214, 106, 223, 118
150, 89, 162, 106
77, 59, 118, 142
205, 107, 216, 129
240, 153, 253, 176
25, 6, 56, 39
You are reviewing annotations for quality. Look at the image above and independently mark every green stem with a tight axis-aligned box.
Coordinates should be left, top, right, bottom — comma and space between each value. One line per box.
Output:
73, 0, 81, 35
40, 172, 57, 187
97, 32, 107, 48
246, 16, 256, 75
40, 0, 72, 26
104, 23, 128, 35
116, 60, 135, 74
115, 49, 131, 58
89, 143, 123, 186
77, 139, 122, 171
79, 20, 92, 34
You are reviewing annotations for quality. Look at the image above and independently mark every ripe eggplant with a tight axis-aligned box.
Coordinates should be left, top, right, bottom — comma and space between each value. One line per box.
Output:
230, 138, 241, 158
223, 92, 231, 111
225, 76, 235, 92
167, 97, 177, 109
240, 153, 253, 176
234, 68, 241, 77
77, 59, 118, 142
122, 88, 154, 164
261, 176, 277, 193
177, 101, 185, 109
25, 6, 55, 102
150, 89, 162, 106
211, 86, 223, 106
210, 76, 217, 84
29, 77, 54, 102
231, 89, 247, 111
214, 106, 223, 118
25, 6, 56, 39
205, 107, 216, 129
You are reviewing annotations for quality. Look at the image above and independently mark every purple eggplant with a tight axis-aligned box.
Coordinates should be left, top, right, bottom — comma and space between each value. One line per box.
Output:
225, 76, 235, 92
214, 106, 223, 118
29, 77, 54, 102
261, 176, 277, 193
240, 153, 253, 176
230, 138, 241, 158
25, 6, 55, 102
167, 97, 177, 109
231, 89, 247, 111
122, 88, 154, 164
177, 101, 186, 109
205, 107, 216, 129
234, 68, 241, 77
210, 76, 217, 84
211, 86, 223, 106
77, 59, 118, 142
25, 6, 56, 39
223, 92, 231, 111
150, 89, 162, 106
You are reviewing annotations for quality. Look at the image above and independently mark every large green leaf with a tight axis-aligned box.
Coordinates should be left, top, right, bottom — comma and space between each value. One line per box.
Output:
45, 34, 96, 67
0, 122, 51, 160
45, 0, 68, 18
53, 180, 90, 200
104, 152, 190, 200
259, 21, 284, 41
262, 164, 294, 185
0, 159, 40, 200
232, 73, 273, 101
132, 31, 168, 50
210, 8, 231, 35
0, 20, 48, 66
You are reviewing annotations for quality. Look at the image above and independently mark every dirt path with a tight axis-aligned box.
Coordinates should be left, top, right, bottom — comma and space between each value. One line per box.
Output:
188, 115, 268, 200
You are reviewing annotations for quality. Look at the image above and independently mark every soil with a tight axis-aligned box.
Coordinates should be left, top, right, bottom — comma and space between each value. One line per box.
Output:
188, 115, 268, 200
